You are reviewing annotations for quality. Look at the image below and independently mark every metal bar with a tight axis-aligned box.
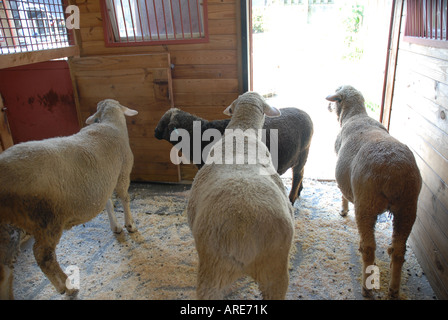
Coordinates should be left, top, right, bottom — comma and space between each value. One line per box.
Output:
178, 0, 185, 39
161, 0, 169, 39
127, 0, 137, 42
196, 0, 202, 37
110, 0, 122, 42
170, 0, 177, 39
153, 0, 161, 40
119, 0, 130, 42
143, 0, 153, 40
436, 0, 438, 39
188, 0, 193, 38
440, 0, 443, 40
430, 0, 433, 38
446, 0, 448, 40
135, 0, 145, 41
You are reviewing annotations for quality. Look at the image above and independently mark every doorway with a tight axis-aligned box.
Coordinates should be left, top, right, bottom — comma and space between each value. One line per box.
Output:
250, 0, 393, 180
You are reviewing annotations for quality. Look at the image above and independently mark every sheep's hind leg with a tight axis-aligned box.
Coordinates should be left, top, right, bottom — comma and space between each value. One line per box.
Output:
249, 252, 290, 300
340, 196, 349, 216
115, 176, 137, 233
289, 166, 304, 204
33, 234, 77, 296
196, 257, 240, 299
387, 205, 417, 299
354, 204, 377, 298
105, 199, 123, 234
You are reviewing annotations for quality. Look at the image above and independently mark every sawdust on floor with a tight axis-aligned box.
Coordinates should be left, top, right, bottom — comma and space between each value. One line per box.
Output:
12, 178, 436, 300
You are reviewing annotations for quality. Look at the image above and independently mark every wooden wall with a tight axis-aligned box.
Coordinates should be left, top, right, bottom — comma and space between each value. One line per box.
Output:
389, 0, 448, 299
71, 0, 243, 182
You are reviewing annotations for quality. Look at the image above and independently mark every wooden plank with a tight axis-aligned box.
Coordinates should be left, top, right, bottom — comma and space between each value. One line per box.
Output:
416, 184, 448, 260
172, 64, 238, 80
409, 216, 448, 299
398, 49, 448, 86
208, 3, 236, 20
406, 143, 448, 213
180, 163, 199, 181
391, 98, 448, 161
75, 0, 101, 13
400, 40, 448, 62
173, 93, 237, 106
381, 0, 403, 129
70, 54, 171, 71
0, 46, 80, 70
0, 94, 14, 150
170, 50, 238, 65
80, 33, 239, 56
394, 122, 448, 186
394, 68, 448, 134
172, 79, 239, 93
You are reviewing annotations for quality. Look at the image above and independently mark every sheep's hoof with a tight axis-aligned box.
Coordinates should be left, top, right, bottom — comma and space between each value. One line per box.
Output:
340, 209, 348, 217
361, 286, 373, 298
111, 226, 123, 234
65, 287, 79, 297
125, 224, 137, 233
388, 288, 399, 299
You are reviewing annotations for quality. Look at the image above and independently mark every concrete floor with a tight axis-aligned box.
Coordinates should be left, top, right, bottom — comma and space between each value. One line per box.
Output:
12, 178, 436, 300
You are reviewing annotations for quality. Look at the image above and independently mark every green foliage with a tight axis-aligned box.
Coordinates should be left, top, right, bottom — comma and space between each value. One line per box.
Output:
343, 4, 365, 61
252, 8, 266, 34
365, 100, 380, 117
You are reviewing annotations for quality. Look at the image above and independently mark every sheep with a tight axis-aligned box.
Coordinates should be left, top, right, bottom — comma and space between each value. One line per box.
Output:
154, 106, 313, 204
0, 99, 138, 296
186, 92, 295, 299
326, 85, 422, 298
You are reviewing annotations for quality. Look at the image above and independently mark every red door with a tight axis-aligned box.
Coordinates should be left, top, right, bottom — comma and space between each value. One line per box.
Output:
0, 60, 79, 144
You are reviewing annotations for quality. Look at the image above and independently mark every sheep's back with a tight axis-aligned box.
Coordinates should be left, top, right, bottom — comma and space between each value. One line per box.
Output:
188, 165, 293, 263
0, 128, 128, 218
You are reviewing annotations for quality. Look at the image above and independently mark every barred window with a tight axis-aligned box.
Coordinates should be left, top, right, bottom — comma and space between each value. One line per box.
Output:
101, 0, 208, 46
0, 0, 73, 54
405, 0, 448, 48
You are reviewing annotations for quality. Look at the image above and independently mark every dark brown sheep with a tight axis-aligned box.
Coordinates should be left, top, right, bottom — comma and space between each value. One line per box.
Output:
154, 107, 314, 204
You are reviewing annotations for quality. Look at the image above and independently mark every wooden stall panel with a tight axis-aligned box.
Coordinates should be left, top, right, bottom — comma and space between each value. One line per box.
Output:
390, 40, 448, 299
69, 53, 179, 183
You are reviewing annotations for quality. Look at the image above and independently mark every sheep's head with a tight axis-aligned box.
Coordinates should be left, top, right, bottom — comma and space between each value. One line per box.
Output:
326, 85, 366, 125
86, 99, 138, 125
224, 92, 281, 118
154, 108, 180, 141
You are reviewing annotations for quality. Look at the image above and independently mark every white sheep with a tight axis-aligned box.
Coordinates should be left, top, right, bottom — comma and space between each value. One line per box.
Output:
0, 99, 138, 297
186, 92, 295, 300
326, 85, 422, 298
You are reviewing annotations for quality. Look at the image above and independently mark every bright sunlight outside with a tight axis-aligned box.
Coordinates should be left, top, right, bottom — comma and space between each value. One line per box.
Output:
251, 0, 392, 179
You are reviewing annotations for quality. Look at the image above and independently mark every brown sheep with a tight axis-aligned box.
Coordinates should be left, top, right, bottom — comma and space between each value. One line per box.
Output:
326, 85, 422, 298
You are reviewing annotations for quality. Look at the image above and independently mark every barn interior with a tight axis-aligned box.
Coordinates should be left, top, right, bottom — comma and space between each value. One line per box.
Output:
0, 0, 447, 300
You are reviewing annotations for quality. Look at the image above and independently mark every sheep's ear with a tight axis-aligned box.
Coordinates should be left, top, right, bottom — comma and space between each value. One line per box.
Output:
86, 110, 100, 124
223, 100, 236, 116
326, 93, 342, 102
86, 113, 96, 124
121, 105, 139, 117
264, 104, 281, 117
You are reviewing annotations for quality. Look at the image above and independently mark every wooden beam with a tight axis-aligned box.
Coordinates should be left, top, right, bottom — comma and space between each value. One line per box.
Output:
0, 94, 14, 151
381, 0, 404, 129
0, 45, 80, 70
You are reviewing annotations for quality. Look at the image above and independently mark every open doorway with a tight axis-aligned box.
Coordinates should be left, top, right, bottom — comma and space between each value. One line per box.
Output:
251, 0, 393, 180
